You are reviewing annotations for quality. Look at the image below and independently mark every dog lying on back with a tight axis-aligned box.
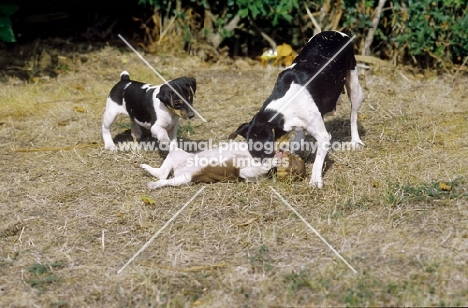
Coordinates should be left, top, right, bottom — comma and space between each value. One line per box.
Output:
140, 142, 306, 189
231, 31, 365, 188
102, 71, 196, 151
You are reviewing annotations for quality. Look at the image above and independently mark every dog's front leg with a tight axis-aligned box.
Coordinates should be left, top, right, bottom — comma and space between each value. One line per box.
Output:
307, 114, 331, 188
151, 124, 171, 145
291, 130, 306, 153
168, 120, 179, 143
102, 103, 119, 151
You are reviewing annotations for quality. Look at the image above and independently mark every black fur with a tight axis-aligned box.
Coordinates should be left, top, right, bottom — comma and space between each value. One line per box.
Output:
235, 31, 355, 158
156, 77, 197, 119
108, 73, 196, 125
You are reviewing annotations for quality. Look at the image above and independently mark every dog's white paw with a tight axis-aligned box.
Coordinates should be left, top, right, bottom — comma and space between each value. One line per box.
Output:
104, 144, 118, 152
141, 164, 163, 178
308, 178, 323, 188
140, 164, 151, 171
351, 140, 365, 150
157, 139, 171, 151
148, 181, 163, 190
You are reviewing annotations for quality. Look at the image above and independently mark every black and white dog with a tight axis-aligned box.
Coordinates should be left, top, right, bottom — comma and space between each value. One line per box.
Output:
102, 71, 196, 151
232, 31, 364, 188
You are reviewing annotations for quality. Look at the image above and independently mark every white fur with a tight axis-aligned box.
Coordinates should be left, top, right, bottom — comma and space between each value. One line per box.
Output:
264, 71, 364, 188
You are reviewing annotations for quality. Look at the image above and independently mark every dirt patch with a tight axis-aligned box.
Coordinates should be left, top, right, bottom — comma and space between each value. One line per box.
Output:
1, 43, 468, 307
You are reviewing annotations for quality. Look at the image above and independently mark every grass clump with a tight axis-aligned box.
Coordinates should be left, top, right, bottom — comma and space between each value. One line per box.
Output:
249, 245, 275, 274
386, 177, 467, 206
283, 268, 314, 293
177, 121, 195, 138
27, 262, 66, 292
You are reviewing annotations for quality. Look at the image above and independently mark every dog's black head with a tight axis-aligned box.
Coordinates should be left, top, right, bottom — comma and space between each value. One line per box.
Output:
157, 77, 196, 119
231, 111, 287, 159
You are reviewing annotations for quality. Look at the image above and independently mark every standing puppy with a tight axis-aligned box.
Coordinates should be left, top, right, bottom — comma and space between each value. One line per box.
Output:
102, 71, 196, 151
232, 31, 364, 188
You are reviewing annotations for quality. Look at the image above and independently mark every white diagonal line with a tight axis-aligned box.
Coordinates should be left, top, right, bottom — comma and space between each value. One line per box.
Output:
118, 34, 207, 123
268, 35, 356, 122
117, 186, 205, 274
269, 186, 357, 274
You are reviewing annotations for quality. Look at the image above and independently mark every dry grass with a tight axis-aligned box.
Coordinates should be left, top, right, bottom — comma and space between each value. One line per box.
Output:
1, 44, 468, 307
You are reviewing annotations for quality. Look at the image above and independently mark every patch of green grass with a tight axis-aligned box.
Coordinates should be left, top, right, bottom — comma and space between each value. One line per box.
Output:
386, 177, 467, 206
328, 197, 369, 219
344, 279, 375, 307
177, 121, 194, 138
249, 245, 275, 274
117, 122, 131, 130
283, 268, 314, 293
56, 64, 70, 71
27, 262, 66, 291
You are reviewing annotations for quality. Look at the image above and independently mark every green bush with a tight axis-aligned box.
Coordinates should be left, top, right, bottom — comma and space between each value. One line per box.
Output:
382, 0, 468, 68
139, 0, 468, 68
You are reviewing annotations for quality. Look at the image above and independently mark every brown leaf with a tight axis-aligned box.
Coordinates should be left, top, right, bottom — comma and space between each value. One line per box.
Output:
237, 217, 257, 226
72, 83, 85, 92
438, 182, 451, 191
74, 106, 87, 113
58, 118, 71, 126
141, 195, 155, 205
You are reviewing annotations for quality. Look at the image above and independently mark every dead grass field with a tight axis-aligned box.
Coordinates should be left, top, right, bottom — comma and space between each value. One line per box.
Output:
1, 44, 468, 307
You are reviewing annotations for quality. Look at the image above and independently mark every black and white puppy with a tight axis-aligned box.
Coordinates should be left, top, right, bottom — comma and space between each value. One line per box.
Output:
102, 71, 196, 151
232, 31, 364, 188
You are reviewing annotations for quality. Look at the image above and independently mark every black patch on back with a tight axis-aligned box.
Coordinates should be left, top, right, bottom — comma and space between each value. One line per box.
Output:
242, 31, 357, 159
109, 79, 157, 124
267, 31, 356, 116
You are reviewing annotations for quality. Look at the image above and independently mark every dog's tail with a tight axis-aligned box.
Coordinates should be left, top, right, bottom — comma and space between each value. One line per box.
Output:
120, 71, 130, 81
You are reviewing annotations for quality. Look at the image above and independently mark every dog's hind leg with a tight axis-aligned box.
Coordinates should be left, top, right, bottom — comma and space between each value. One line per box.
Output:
148, 174, 193, 189
141, 149, 192, 179
291, 130, 306, 153
307, 112, 331, 188
141, 156, 174, 179
141, 164, 167, 179
102, 99, 121, 151
131, 120, 142, 141
345, 68, 364, 148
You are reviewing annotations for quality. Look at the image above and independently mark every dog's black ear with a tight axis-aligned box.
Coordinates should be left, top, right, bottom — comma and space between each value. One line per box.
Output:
187, 77, 197, 97
229, 122, 250, 140
156, 84, 172, 106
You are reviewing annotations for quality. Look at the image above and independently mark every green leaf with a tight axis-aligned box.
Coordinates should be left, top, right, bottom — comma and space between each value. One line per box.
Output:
272, 14, 278, 26
0, 26, 15, 42
281, 14, 292, 22
250, 5, 259, 18
238, 8, 249, 18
